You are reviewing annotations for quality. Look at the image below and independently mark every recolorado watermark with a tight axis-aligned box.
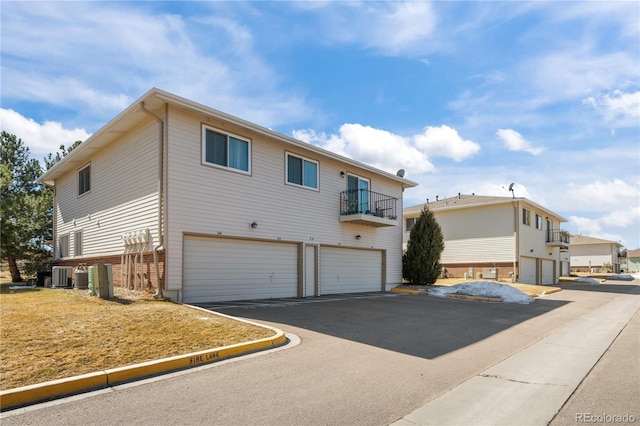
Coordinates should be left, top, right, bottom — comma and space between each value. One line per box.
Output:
576, 413, 637, 423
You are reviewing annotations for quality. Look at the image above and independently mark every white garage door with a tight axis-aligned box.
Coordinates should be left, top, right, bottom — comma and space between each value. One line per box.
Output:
541, 259, 555, 285
519, 257, 537, 284
183, 236, 298, 303
561, 261, 570, 277
319, 247, 382, 295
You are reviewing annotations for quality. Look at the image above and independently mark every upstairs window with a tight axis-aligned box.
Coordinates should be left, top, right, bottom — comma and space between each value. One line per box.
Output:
535, 214, 543, 230
523, 208, 531, 226
286, 152, 318, 190
203, 126, 250, 173
78, 164, 91, 196
406, 217, 416, 232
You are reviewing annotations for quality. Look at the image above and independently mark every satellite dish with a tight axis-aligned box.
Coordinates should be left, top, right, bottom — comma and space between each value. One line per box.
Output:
396, 169, 405, 178
508, 183, 514, 191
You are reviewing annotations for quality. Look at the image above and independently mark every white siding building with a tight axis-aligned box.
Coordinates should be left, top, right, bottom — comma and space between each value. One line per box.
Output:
41, 88, 417, 303
570, 235, 623, 274
403, 194, 570, 285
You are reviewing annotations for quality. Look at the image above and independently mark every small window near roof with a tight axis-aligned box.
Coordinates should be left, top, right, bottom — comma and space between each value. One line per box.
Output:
406, 217, 416, 232
78, 164, 91, 196
203, 126, 250, 173
523, 208, 531, 226
286, 152, 318, 190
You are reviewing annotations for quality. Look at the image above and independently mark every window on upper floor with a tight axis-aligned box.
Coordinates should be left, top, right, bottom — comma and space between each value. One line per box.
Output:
78, 164, 91, 196
286, 152, 318, 190
406, 217, 416, 232
523, 208, 531, 226
202, 126, 251, 173
536, 214, 543, 230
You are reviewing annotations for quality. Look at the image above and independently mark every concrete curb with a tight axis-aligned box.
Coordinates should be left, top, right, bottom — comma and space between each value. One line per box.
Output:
446, 293, 503, 302
0, 304, 287, 411
390, 288, 426, 294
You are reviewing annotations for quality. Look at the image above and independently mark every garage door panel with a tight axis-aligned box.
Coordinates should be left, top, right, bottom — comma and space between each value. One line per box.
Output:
183, 236, 298, 303
520, 257, 536, 284
320, 247, 382, 295
541, 260, 555, 285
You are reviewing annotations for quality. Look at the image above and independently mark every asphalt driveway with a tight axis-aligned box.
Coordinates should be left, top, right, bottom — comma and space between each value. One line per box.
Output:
2, 282, 637, 425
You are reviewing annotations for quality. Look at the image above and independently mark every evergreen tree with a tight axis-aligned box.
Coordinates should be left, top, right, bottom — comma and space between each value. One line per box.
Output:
403, 205, 445, 285
1, 132, 46, 282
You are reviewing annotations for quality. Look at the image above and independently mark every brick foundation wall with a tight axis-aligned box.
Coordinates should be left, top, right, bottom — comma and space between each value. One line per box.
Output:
53, 251, 165, 290
442, 262, 516, 280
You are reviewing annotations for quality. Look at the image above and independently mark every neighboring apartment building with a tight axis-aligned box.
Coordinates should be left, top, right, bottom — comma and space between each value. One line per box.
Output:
403, 194, 570, 285
40, 88, 417, 303
569, 235, 624, 274
622, 249, 640, 274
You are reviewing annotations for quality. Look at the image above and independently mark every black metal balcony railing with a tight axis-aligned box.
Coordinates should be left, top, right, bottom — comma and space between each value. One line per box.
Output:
546, 229, 570, 245
340, 189, 397, 220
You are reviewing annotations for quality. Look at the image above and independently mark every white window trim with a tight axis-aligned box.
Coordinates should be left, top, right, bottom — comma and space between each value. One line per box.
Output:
78, 163, 91, 197
201, 125, 251, 175
285, 151, 320, 191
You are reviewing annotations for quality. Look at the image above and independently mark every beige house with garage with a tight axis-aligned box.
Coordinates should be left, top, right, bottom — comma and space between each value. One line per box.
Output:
403, 194, 570, 285
569, 235, 624, 274
40, 88, 417, 303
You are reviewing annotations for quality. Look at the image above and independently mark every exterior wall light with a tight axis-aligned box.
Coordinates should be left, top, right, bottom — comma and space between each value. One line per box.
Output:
340, 171, 346, 178
355, 234, 362, 240
250, 221, 258, 229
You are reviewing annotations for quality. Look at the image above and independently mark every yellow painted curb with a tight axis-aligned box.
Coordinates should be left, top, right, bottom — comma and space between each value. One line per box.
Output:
0, 372, 107, 411
390, 287, 426, 294
0, 305, 287, 411
446, 293, 503, 303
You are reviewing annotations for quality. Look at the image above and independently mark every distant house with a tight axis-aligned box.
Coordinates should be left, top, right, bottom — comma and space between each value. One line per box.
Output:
570, 235, 624, 274
623, 249, 640, 274
40, 88, 417, 303
403, 194, 570, 285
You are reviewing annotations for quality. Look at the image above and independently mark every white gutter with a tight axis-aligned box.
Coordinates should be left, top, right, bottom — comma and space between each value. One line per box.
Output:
140, 102, 165, 299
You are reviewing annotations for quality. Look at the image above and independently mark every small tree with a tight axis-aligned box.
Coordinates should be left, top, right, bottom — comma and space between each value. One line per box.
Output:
403, 205, 445, 285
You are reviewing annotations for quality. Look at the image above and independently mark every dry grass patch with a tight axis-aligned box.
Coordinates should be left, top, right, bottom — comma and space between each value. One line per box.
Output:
0, 286, 274, 390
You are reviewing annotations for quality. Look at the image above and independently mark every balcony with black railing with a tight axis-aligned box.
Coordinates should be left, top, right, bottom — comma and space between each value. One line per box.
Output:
546, 229, 570, 248
339, 189, 398, 227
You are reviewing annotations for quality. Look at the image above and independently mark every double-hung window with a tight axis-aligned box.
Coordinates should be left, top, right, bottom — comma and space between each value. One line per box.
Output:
406, 217, 416, 232
58, 234, 70, 259
203, 126, 250, 173
78, 164, 91, 196
286, 152, 318, 190
522, 208, 531, 226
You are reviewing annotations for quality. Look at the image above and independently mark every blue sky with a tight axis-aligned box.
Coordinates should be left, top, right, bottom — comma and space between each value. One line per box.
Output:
2, 1, 639, 249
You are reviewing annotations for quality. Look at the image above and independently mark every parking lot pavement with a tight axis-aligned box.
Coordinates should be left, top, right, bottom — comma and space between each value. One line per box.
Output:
2, 280, 637, 426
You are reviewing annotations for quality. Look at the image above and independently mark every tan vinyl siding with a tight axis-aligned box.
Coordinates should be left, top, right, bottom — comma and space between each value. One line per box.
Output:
165, 107, 404, 292
54, 122, 160, 259
441, 236, 515, 263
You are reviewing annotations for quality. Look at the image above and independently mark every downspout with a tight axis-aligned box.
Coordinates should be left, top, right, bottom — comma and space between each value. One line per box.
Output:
513, 199, 519, 282
140, 102, 165, 299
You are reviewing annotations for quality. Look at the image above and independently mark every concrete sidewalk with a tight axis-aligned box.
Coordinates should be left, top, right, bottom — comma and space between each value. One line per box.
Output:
392, 289, 639, 426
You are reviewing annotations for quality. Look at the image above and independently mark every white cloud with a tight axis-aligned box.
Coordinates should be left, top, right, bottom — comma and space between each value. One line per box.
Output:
294, 123, 481, 176
294, 124, 435, 175
565, 179, 640, 212
0, 109, 91, 160
414, 125, 480, 161
583, 90, 640, 127
309, 2, 438, 56
496, 129, 543, 155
